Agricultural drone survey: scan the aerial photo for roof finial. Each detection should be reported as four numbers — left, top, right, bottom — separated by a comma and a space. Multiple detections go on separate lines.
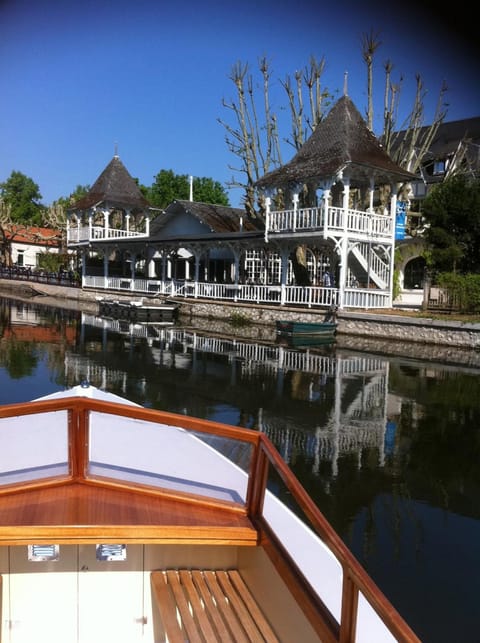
343, 71, 348, 96
114, 141, 119, 158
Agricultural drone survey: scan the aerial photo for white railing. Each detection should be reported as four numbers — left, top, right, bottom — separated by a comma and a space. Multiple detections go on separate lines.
343, 287, 391, 308
84, 276, 391, 309
68, 226, 148, 243
267, 205, 393, 239
351, 242, 390, 289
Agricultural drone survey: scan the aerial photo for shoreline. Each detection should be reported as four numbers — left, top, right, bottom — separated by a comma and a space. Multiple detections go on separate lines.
1, 279, 480, 357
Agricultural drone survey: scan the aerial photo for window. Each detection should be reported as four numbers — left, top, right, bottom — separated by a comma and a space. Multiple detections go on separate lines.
411, 182, 427, 197
433, 160, 445, 175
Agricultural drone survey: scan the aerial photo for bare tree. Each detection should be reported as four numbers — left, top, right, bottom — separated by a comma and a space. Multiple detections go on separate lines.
0, 200, 32, 266
220, 40, 449, 284
0, 200, 14, 265
386, 75, 448, 174
0, 199, 64, 266
218, 56, 328, 217
362, 30, 382, 131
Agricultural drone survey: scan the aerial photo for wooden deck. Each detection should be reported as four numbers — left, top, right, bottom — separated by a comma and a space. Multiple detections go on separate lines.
0, 482, 258, 546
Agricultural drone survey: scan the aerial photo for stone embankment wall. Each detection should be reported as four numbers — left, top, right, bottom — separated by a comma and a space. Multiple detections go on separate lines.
338, 312, 480, 349
178, 299, 480, 349
2, 279, 480, 350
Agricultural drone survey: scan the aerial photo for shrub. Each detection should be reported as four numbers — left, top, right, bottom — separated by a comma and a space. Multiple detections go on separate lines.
229, 312, 252, 327
437, 272, 480, 313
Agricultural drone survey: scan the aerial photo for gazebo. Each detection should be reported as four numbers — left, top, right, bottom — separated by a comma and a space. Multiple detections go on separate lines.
255, 93, 417, 309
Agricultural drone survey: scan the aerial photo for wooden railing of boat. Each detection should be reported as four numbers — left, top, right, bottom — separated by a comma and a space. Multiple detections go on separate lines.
0, 395, 420, 643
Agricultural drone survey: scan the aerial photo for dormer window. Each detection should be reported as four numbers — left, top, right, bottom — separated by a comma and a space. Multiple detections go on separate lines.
433, 160, 445, 175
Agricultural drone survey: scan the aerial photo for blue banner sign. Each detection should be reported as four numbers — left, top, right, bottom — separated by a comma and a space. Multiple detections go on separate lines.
395, 201, 407, 240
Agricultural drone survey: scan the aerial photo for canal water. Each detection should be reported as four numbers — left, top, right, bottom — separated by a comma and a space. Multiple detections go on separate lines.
1, 295, 479, 642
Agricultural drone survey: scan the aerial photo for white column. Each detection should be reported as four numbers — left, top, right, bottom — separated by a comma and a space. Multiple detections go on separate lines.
194, 252, 200, 282
388, 185, 398, 307
232, 248, 240, 285
342, 179, 350, 211
280, 248, 289, 305
369, 177, 375, 212
146, 246, 156, 278
103, 251, 109, 282
130, 253, 136, 280
161, 253, 167, 281
264, 196, 271, 242
322, 188, 330, 238
292, 192, 299, 232
81, 249, 86, 285
337, 238, 347, 309
103, 209, 110, 238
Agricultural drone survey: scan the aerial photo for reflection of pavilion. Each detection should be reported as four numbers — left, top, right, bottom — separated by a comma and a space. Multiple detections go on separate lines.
71, 315, 391, 478
260, 360, 389, 478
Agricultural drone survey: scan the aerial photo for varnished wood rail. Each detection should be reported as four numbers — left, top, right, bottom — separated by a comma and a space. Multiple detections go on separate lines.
0, 395, 421, 642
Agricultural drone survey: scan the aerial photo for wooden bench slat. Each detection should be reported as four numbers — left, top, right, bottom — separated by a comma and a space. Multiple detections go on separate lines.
227, 569, 280, 642
216, 570, 268, 642
179, 570, 219, 642
191, 570, 235, 642
151, 569, 279, 643
203, 570, 250, 643
166, 570, 204, 643
150, 571, 184, 643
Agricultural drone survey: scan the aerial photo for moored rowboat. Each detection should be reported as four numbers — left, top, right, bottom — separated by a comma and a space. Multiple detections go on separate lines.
97, 297, 178, 322
276, 319, 337, 338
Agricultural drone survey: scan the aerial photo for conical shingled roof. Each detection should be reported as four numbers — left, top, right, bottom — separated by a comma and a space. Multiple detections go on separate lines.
255, 95, 416, 190
70, 155, 150, 211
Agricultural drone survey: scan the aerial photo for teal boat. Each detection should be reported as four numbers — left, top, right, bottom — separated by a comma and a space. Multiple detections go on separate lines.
275, 319, 337, 340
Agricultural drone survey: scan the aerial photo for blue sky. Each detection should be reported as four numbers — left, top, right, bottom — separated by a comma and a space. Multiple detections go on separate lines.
0, 0, 478, 208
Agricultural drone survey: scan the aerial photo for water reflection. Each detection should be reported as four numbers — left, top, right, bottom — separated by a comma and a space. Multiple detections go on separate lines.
0, 296, 480, 642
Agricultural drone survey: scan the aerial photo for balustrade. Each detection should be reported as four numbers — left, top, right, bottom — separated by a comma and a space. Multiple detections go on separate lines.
267, 205, 393, 238
83, 276, 391, 309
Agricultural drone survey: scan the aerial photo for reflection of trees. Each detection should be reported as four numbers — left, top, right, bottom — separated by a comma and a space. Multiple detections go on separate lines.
0, 340, 38, 378
0, 297, 80, 383
0, 299, 12, 338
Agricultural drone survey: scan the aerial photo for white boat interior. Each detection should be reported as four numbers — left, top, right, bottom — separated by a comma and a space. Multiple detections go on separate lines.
0, 384, 419, 642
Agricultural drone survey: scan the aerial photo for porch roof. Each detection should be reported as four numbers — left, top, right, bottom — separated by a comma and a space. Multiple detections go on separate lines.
150, 200, 263, 235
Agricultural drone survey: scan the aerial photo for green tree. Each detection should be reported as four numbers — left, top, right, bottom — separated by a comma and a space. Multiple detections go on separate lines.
147, 170, 229, 208
0, 171, 45, 224
422, 175, 480, 273
45, 184, 91, 235
52, 184, 90, 212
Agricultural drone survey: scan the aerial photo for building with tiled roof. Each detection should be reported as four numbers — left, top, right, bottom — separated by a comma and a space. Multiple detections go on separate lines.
2, 225, 62, 268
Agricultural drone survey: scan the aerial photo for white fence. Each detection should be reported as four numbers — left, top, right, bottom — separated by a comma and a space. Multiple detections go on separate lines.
84, 276, 391, 309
